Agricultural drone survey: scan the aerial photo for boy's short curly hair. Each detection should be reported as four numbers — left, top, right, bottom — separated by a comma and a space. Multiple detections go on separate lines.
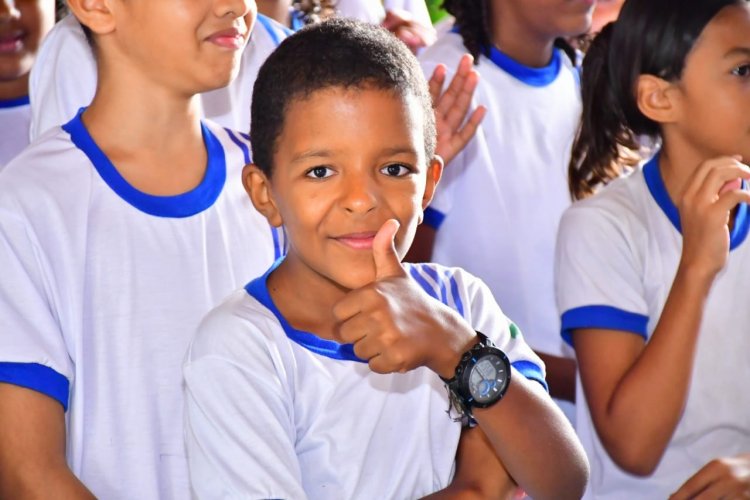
250, 18, 437, 176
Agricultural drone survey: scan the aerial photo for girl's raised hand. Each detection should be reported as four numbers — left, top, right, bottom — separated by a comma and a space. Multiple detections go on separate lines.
677, 156, 750, 278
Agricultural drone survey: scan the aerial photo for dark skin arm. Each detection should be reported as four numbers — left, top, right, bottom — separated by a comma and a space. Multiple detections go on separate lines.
0, 384, 95, 499
335, 221, 589, 499
423, 427, 519, 500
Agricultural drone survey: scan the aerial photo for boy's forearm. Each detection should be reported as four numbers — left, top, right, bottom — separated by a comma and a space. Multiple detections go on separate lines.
472, 371, 589, 500
422, 426, 518, 500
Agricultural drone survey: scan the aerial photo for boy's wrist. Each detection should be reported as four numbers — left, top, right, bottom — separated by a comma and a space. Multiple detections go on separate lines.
431, 321, 479, 379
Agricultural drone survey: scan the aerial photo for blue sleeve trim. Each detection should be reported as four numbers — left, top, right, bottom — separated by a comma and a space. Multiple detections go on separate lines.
511, 360, 548, 393
560, 305, 649, 347
0, 363, 70, 411
423, 207, 445, 229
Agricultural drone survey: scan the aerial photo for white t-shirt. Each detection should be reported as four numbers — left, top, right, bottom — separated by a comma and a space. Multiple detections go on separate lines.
0, 96, 32, 170
28, 14, 290, 139
555, 153, 750, 499
336, 0, 432, 27
418, 33, 580, 361
184, 261, 546, 499
0, 110, 283, 499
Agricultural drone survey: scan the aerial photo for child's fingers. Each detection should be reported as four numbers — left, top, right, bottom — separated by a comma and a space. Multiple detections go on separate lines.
373, 219, 405, 280
439, 70, 480, 131
332, 292, 363, 326
714, 186, 750, 214
684, 156, 749, 201
427, 64, 447, 104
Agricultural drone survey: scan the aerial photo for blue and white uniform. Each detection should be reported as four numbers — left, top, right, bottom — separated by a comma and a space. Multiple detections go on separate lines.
184, 261, 546, 499
0, 110, 282, 499
0, 96, 31, 170
555, 153, 750, 499
28, 14, 290, 139
418, 32, 581, 417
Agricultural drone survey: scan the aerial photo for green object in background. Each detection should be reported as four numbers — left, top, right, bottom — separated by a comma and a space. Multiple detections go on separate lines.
426, 0, 449, 24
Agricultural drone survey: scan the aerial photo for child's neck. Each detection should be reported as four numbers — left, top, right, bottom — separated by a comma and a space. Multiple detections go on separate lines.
658, 137, 711, 205
82, 72, 207, 197
0, 74, 30, 101
266, 256, 352, 341
489, 9, 556, 67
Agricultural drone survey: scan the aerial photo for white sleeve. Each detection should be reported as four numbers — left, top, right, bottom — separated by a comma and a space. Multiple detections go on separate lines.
555, 203, 650, 346
183, 307, 307, 500
457, 268, 548, 390
0, 210, 72, 409
29, 15, 97, 141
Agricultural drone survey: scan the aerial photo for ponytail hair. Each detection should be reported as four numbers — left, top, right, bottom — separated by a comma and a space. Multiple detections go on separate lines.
568, 23, 640, 200
443, 0, 492, 62
569, 0, 744, 200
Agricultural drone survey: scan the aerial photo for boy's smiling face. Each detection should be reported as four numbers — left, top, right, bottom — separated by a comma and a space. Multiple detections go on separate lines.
72, 0, 256, 94
249, 86, 442, 291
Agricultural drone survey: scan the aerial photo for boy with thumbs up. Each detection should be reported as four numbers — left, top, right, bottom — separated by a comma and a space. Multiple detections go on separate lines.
183, 18, 589, 500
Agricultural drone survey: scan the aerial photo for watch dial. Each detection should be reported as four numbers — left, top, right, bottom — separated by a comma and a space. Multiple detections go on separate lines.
469, 355, 507, 404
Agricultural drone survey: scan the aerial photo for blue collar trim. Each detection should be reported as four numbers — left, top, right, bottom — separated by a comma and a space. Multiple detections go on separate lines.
62, 108, 226, 218
0, 95, 30, 108
643, 153, 750, 250
244, 259, 367, 363
486, 45, 562, 87
448, 26, 562, 86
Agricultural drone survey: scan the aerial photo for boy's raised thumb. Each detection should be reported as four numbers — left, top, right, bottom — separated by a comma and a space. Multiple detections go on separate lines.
373, 219, 405, 280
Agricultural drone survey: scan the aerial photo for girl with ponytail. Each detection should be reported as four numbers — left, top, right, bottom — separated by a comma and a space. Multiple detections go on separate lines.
557, 0, 750, 497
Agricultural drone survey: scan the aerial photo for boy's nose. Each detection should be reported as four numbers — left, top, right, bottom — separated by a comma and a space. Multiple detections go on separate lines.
0, 0, 20, 20
214, 0, 256, 19
340, 176, 378, 214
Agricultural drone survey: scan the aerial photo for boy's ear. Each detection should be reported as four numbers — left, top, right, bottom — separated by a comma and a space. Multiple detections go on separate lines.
635, 74, 680, 124
67, 0, 116, 35
243, 164, 283, 227
420, 155, 444, 211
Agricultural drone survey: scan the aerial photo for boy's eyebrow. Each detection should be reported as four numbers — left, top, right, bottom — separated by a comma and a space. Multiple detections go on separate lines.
290, 146, 419, 163
291, 149, 333, 163
724, 47, 750, 59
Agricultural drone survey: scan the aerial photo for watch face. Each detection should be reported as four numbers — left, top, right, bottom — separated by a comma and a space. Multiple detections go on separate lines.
469, 354, 508, 404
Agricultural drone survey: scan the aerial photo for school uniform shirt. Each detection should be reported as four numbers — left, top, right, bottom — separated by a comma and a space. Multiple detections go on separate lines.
184, 261, 546, 500
28, 14, 291, 140
336, 0, 432, 27
418, 32, 581, 414
0, 96, 31, 170
555, 153, 750, 499
0, 110, 284, 499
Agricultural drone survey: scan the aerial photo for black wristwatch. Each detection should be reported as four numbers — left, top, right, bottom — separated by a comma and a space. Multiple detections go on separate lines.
441, 332, 511, 421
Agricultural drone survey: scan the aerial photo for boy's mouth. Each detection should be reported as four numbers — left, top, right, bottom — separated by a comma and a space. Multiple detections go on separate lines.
0, 31, 25, 54
206, 28, 245, 50
333, 232, 377, 250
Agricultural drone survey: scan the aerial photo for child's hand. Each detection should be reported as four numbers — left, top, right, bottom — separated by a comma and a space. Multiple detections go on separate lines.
678, 156, 750, 278
332, 219, 476, 378
382, 9, 436, 54
670, 454, 750, 500
428, 55, 487, 166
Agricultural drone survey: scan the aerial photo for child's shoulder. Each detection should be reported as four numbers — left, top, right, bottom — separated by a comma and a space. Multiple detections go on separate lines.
417, 31, 466, 68
188, 286, 284, 366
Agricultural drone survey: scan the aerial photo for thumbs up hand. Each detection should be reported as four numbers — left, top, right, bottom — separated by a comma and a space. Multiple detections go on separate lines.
332, 219, 476, 378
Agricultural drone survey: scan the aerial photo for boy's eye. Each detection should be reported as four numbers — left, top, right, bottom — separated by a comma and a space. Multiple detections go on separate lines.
306, 166, 334, 179
381, 163, 411, 177
731, 64, 750, 77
